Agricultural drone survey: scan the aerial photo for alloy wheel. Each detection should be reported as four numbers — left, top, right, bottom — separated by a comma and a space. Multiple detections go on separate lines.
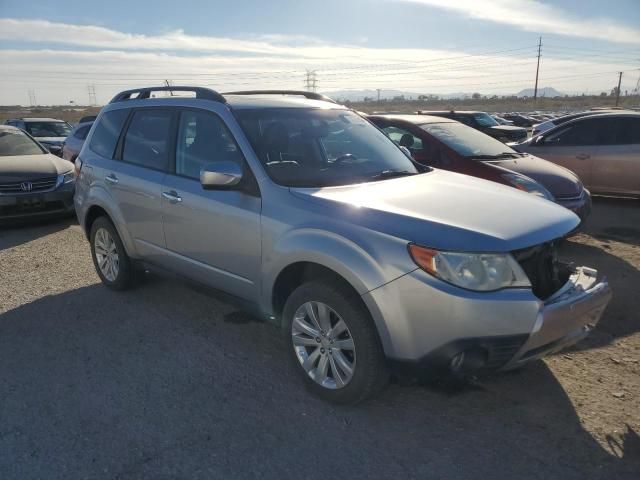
291, 301, 356, 389
94, 227, 119, 282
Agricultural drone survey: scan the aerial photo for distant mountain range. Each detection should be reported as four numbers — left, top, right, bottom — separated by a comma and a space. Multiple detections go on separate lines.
322, 87, 564, 102
516, 87, 564, 98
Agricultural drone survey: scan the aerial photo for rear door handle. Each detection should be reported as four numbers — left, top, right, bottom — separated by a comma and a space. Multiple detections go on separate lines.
576, 154, 590, 160
105, 174, 119, 185
162, 191, 182, 204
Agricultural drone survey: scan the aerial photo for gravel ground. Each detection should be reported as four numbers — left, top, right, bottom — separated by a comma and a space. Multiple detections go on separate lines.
1, 198, 638, 480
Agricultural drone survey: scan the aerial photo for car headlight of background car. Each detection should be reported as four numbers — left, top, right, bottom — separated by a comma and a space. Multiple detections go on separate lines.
501, 173, 555, 201
409, 244, 531, 291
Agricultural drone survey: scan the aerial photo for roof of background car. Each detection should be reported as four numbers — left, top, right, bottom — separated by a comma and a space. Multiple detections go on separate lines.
418, 110, 481, 115
369, 114, 457, 124
19, 118, 67, 122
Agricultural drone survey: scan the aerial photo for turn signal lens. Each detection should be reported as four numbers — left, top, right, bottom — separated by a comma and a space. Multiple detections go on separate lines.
408, 244, 438, 276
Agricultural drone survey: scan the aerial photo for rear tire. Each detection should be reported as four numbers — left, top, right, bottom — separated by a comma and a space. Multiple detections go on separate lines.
90, 216, 136, 291
283, 281, 389, 404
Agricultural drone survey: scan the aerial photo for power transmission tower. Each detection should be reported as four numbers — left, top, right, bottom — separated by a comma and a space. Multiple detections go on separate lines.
304, 70, 317, 92
87, 85, 97, 106
533, 36, 542, 101
615, 71, 623, 106
377, 89, 381, 103
28, 89, 37, 106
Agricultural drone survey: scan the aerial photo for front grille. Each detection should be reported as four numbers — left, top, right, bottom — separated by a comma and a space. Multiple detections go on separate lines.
0, 176, 58, 194
513, 242, 564, 300
0, 200, 66, 216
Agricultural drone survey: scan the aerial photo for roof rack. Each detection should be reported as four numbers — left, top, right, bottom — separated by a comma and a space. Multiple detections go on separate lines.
223, 90, 337, 104
109, 86, 226, 104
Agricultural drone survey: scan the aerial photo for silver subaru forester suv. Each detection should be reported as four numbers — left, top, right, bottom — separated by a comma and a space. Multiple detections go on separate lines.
75, 86, 611, 404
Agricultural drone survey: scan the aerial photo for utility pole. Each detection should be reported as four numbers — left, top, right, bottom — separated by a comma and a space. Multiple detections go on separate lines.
533, 36, 542, 101
615, 71, 623, 106
304, 70, 317, 92
87, 85, 97, 106
377, 89, 381, 103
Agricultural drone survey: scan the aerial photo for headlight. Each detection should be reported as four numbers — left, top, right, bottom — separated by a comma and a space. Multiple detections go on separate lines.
502, 173, 555, 201
408, 244, 531, 292
59, 170, 75, 185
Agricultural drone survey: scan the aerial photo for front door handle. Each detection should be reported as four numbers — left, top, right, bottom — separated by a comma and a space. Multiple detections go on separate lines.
162, 191, 182, 204
576, 154, 590, 160
105, 174, 119, 185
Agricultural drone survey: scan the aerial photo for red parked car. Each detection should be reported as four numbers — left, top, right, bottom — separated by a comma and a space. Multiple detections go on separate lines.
368, 114, 591, 221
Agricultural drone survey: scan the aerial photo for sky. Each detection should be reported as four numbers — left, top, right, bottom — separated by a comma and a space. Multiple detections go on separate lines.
0, 0, 639, 105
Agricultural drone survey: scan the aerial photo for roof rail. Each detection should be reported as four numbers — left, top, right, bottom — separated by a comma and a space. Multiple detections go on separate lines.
223, 90, 337, 104
109, 86, 226, 104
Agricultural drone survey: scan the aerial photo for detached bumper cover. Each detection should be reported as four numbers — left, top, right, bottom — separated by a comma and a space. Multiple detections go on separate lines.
503, 267, 611, 368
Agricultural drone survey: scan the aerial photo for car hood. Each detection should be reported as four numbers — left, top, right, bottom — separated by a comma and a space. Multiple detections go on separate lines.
489, 125, 527, 132
290, 169, 579, 252
0, 153, 74, 182
485, 154, 582, 197
35, 137, 66, 144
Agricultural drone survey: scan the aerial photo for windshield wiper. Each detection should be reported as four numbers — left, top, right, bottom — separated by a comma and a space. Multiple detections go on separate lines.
369, 170, 417, 180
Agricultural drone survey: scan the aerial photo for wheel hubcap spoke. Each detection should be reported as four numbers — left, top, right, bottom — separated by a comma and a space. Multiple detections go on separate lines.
291, 301, 356, 390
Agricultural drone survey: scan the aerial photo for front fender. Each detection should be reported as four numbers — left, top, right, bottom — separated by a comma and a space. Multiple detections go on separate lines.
263, 228, 414, 349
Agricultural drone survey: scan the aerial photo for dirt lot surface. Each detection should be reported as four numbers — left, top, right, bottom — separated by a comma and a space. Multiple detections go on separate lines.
1, 198, 638, 479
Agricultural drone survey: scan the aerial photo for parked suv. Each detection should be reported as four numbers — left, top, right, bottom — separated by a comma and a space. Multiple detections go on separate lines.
417, 110, 528, 143
75, 86, 611, 404
4, 117, 72, 157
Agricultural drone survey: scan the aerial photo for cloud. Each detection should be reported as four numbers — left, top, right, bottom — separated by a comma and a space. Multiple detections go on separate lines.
0, 17, 636, 104
399, 0, 640, 44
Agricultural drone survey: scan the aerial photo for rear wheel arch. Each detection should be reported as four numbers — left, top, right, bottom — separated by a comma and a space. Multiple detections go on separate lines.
84, 205, 110, 239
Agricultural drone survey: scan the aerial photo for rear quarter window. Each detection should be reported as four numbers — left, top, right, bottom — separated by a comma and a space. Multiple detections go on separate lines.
89, 109, 129, 158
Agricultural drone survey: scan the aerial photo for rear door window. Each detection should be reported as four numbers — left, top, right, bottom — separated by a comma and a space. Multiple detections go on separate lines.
121, 109, 174, 171
544, 118, 601, 146
89, 109, 129, 158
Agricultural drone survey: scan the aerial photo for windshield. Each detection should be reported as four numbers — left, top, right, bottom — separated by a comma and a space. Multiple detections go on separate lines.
421, 122, 518, 158
235, 109, 420, 187
473, 112, 499, 127
0, 130, 46, 156
24, 121, 72, 138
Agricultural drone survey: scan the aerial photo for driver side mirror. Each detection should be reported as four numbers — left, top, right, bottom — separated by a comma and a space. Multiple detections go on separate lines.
200, 161, 243, 190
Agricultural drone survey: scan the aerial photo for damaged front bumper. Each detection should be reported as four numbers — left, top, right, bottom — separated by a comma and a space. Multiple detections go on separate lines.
503, 266, 612, 369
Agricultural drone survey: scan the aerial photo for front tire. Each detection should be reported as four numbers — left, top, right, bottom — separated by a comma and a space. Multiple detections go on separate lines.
283, 281, 389, 404
90, 216, 136, 291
